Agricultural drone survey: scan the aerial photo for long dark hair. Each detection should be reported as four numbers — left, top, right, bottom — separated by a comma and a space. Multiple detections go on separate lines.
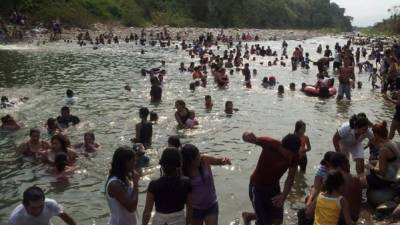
181, 144, 205, 182
324, 170, 344, 194
159, 147, 182, 176
54, 152, 68, 172
107, 146, 136, 185
349, 113, 370, 129
51, 134, 71, 153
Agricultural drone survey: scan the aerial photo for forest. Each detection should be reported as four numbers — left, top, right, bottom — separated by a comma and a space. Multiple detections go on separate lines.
0, 0, 353, 30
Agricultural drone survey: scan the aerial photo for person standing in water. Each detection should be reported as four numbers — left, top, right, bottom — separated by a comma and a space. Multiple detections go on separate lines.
181, 144, 231, 225
142, 147, 192, 225
133, 107, 153, 149
106, 146, 140, 225
332, 113, 373, 174
337, 57, 355, 101
9, 186, 76, 225
294, 121, 311, 173
243, 131, 300, 225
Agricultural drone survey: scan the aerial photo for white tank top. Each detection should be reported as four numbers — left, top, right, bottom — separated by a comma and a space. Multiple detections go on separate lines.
106, 176, 138, 225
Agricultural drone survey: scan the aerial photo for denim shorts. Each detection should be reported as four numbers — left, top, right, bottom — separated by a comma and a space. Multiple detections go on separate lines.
192, 202, 219, 220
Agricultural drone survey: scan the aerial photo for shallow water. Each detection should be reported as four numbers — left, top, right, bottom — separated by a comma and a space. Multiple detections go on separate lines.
0, 36, 395, 225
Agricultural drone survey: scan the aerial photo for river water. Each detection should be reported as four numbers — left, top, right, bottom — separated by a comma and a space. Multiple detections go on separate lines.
0, 36, 395, 225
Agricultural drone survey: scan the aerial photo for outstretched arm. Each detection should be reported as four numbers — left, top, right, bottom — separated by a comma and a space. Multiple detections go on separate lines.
58, 212, 76, 225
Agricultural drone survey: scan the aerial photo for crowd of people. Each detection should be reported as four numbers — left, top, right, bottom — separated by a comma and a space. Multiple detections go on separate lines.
2, 27, 400, 225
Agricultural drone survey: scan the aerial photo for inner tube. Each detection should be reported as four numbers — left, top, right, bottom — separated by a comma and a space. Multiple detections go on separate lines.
302, 85, 337, 98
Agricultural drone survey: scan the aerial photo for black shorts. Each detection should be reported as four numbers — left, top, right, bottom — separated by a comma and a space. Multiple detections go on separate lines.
333, 61, 341, 69
249, 184, 283, 225
367, 171, 394, 189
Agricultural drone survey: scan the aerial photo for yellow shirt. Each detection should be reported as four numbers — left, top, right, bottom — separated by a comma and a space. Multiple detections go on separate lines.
313, 193, 342, 225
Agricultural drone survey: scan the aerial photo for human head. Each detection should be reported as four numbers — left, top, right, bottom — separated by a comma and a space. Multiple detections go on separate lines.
294, 120, 306, 135
324, 170, 345, 194
372, 121, 388, 143
357, 81, 362, 89
51, 134, 70, 153
168, 136, 181, 149
205, 95, 211, 103
289, 83, 295, 91
1, 96, 8, 103
22, 186, 45, 217
225, 101, 233, 114
181, 144, 201, 177
84, 132, 95, 144
280, 134, 301, 158
330, 152, 350, 173
60, 106, 70, 117
139, 107, 150, 120
175, 100, 186, 110
47, 118, 57, 130
278, 85, 284, 94
29, 128, 41, 142
246, 81, 252, 88
159, 147, 182, 176
263, 77, 269, 83
150, 111, 158, 122
349, 113, 370, 135
320, 151, 336, 168
1, 114, 14, 125
66, 89, 74, 98
108, 146, 136, 184
189, 82, 196, 91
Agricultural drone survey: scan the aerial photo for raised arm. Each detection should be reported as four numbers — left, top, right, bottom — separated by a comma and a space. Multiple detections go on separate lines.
202, 155, 231, 166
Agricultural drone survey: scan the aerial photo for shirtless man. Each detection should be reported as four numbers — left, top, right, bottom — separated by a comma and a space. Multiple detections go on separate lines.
17, 128, 50, 158
337, 57, 355, 101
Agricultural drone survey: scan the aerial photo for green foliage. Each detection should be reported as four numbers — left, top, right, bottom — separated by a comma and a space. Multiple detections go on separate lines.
370, 5, 400, 35
0, 0, 353, 30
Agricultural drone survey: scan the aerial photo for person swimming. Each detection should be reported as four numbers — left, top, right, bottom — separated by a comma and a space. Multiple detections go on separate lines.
1, 114, 21, 130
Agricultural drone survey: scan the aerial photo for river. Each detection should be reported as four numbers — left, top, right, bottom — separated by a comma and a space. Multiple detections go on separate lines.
0, 36, 394, 224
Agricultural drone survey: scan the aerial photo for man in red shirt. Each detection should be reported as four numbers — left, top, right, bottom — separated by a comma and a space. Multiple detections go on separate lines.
243, 132, 300, 225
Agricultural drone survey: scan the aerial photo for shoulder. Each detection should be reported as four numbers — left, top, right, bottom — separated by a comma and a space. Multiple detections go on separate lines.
338, 122, 351, 136
9, 204, 25, 223
257, 136, 280, 147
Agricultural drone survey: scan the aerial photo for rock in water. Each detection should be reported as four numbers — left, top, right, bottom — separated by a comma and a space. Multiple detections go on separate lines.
367, 188, 396, 206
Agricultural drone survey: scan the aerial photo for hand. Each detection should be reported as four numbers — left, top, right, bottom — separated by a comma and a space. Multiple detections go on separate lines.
272, 194, 286, 208
221, 157, 231, 165
243, 132, 257, 144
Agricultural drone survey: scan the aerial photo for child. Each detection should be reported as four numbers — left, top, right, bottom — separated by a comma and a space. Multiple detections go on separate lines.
73, 132, 99, 153
290, 83, 296, 91
368, 68, 380, 89
294, 120, 311, 173
150, 111, 159, 123
278, 85, 285, 94
185, 110, 199, 128
357, 81, 362, 89
47, 152, 75, 177
310, 170, 356, 225
64, 89, 77, 105
225, 101, 238, 115
205, 95, 213, 110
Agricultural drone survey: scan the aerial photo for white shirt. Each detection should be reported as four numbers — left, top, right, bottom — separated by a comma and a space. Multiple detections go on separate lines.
338, 122, 373, 147
106, 177, 138, 225
64, 97, 77, 105
9, 198, 62, 225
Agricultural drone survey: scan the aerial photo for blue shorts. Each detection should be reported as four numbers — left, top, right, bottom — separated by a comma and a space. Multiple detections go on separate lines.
249, 184, 283, 225
192, 202, 219, 221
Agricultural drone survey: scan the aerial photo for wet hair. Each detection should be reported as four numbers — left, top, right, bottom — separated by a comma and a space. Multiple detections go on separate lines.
150, 76, 159, 85
225, 101, 233, 108
289, 83, 295, 90
372, 121, 388, 139
139, 107, 150, 120
294, 120, 306, 133
168, 136, 181, 148
181, 144, 205, 181
281, 134, 301, 153
51, 134, 71, 153
29, 128, 41, 136
159, 147, 182, 176
189, 82, 196, 90
23, 186, 45, 207
107, 146, 136, 185
61, 106, 70, 113
320, 151, 336, 166
66, 89, 74, 98
84, 132, 95, 140
278, 85, 284, 94
1, 96, 8, 102
330, 152, 349, 170
47, 118, 57, 128
175, 100, 186, 108
150, 111, 158, 122
324, 170, 344, 194
54, 152, 68, 172
205, 95, 211, 101
349, 113, 370, 129
1, 114, 12, 124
